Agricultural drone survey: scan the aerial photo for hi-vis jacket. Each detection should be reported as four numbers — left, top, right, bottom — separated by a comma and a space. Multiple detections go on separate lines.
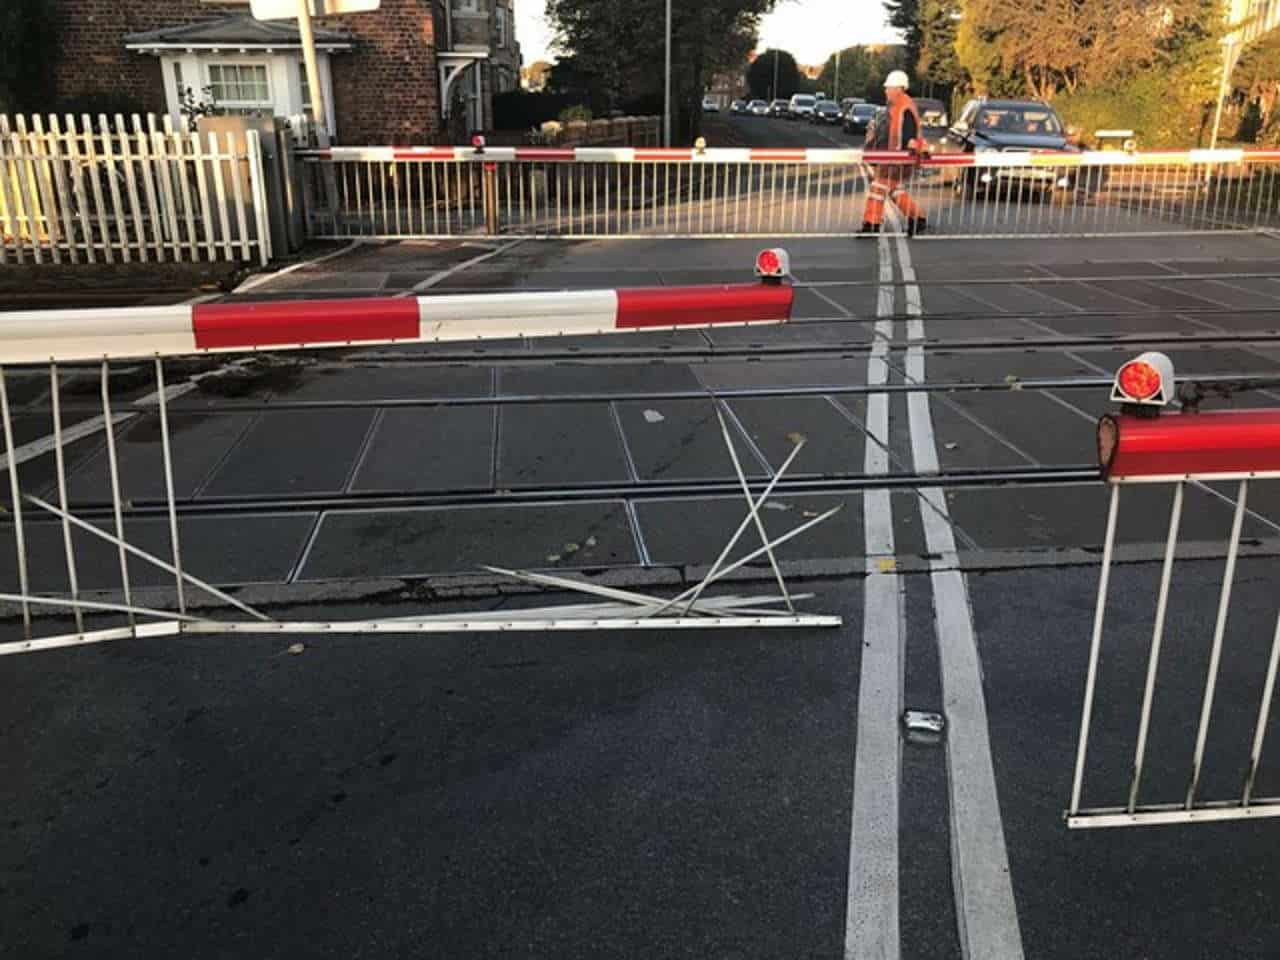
865, 96, 924, 153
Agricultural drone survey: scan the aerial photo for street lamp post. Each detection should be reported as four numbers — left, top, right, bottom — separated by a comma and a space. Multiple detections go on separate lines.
835, 49, 841, 100
772, 48, 779, 102
663, 0, 672, 147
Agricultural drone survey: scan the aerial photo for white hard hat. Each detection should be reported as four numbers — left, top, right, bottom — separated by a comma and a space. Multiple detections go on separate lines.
884, 70, 910, 90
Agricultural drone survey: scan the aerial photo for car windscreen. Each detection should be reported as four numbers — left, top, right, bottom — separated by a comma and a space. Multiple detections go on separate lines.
853, 105, 879, 118
791, 96, 815, 107
817, 102, 840, 113
975, 107, 1062, 135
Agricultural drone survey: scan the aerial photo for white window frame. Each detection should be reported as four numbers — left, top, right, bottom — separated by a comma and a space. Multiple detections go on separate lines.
158, 51, 336, 135
205, 61, 274, 111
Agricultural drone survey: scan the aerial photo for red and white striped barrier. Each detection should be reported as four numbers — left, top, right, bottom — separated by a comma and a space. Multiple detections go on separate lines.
299, 145, 1280, 168
0, 280, 794, 365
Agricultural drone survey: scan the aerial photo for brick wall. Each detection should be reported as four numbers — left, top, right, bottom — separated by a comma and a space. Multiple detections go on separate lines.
328, 0, 442, 143
52, 0, 217, 113
52, 0, 443, 143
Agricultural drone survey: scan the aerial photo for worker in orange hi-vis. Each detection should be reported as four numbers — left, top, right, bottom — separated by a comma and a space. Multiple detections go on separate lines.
860, 70, 929, 237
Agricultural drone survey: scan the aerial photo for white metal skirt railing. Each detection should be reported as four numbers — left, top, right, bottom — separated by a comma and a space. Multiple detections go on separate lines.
0, 275, 849, 655
0, 113, 272, 266
298, 145, 1280, 240
1070, 407, 1280, 828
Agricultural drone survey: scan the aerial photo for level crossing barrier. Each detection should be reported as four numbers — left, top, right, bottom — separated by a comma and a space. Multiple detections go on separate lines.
0, 113, 272, 267
0, 252, 846, 655
1069, 352, 1280, 828
297, 144, 1280, 241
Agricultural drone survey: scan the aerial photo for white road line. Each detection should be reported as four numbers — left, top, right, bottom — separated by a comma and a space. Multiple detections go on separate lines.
233, 238, 370, 294
845, 233, 903, 960
893, 223, 1025, 960
398, 238, 526, 296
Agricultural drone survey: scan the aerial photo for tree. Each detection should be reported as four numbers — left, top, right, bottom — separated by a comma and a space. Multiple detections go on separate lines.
0, 0, 58, 112
522, 61, 554, 92
747, 49, 802, 100
956, 0, 1218, 100
816, 46, 905, 102
916, 0, 965, 97
547, 0, 778, 140
883, 0, 923, 75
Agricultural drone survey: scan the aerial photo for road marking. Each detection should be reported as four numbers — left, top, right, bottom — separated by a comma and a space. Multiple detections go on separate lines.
399, 238, 526, 296
892, 223, 1025, 960
233, 238, 370, 294
844, 232, 902, 960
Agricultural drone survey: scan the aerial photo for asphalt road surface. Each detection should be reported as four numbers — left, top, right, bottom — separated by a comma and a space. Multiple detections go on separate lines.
4, 118, 1280, 960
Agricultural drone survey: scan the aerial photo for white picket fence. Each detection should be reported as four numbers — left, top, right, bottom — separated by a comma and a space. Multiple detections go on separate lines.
0, 114, 272, 267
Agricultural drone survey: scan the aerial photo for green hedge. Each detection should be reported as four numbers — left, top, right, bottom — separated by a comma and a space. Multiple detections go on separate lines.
1053, 69, 1215, 149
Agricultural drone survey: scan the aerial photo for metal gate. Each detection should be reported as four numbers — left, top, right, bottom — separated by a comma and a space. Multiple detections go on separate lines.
0, 257, 845, 656
298, 145, 1280, 241
1070, 353, 1280, 828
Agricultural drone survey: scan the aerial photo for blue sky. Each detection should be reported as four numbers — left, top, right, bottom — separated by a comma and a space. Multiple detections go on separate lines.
515, 0, 901, 66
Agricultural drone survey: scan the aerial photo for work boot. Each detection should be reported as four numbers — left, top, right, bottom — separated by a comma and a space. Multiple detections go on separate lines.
859, 221, 881, 235
907, 218, 928, 237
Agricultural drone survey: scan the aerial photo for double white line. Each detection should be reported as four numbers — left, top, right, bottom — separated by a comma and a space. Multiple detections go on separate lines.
846, 222, 1024, 959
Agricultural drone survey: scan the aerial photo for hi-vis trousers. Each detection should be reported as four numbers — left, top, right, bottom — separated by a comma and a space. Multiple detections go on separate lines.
862, 164, 924, 225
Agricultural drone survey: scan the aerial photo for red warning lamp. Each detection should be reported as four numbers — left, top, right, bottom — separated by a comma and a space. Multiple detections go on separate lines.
1117, 361, 1161, 400
1111, 351, 1174, 408
472, 134, 486, 152
754, 248, 791, 283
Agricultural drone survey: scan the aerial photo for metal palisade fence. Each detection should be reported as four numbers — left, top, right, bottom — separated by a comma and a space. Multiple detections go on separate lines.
0, 113, 272, 267
297, 145, 1280, 241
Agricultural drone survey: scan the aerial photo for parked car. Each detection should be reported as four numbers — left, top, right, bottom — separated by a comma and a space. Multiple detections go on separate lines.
811, 100, 843, 125
729, 99, 747, 115
843, 102, 880, 136
946, 97, 1096, 196
747, 99, 770, 116
768, 99, 790, 118
788, 93, 817, 121
701, 96, 720, 114
913, 97, 951, 154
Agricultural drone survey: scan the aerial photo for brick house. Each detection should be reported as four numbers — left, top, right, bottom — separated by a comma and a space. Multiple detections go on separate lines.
50, 0, 521, 143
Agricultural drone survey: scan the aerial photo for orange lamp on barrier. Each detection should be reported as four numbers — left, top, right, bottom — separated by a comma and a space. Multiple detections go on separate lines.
754, 248, 791, 282
1099, 352, 1280, 482
1111, 351, 1174, 408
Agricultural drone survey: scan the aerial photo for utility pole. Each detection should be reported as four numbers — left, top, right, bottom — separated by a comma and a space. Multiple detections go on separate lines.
772, 49, 780, 102
835, 50, 841, 100
1209, 36, 1239, 151
296, 0, 329, 147
663, 0, 672, 147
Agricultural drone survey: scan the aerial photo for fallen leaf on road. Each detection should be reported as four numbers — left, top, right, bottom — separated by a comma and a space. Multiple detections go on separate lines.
787, 431, 807, 445
643, 409, 665, 423
287, 643, 305, 656
945, 442, 959, 450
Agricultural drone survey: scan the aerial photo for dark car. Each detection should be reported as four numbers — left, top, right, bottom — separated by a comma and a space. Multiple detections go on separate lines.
811, 100, 843, 125
843, 102, 880, 136
768, 99, 790, 118
913, 97, 950, 151
729, 99, 747, 115
947, 97, 1094, 195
